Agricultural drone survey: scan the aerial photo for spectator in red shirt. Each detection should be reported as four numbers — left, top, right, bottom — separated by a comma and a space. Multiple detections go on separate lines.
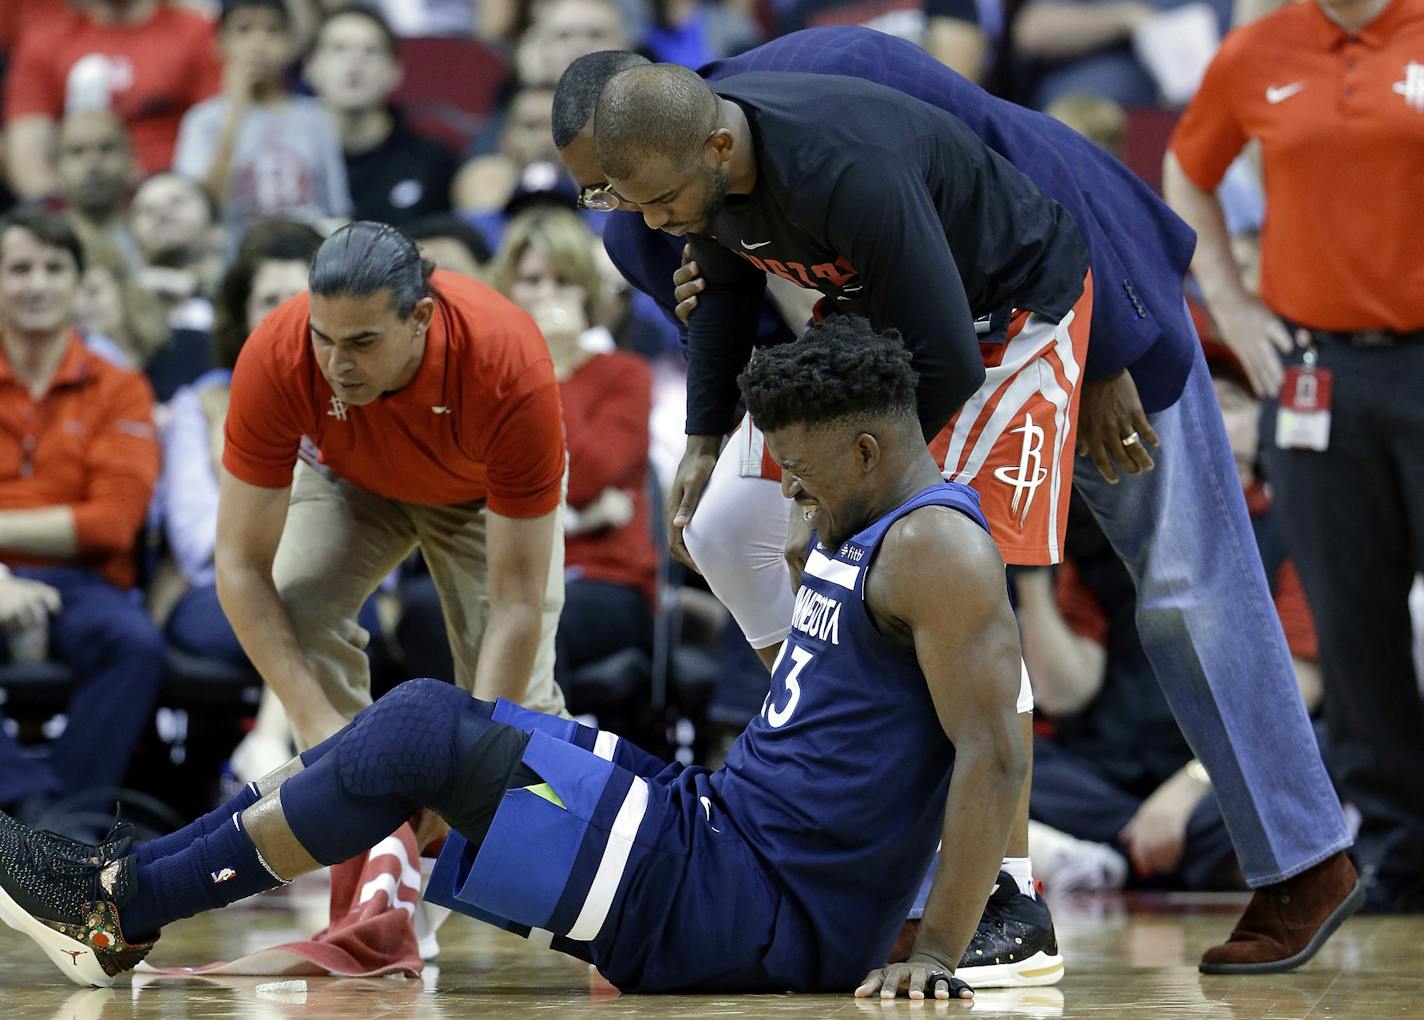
0, 0, 67, 58
4, 0, 222, 200
217, 220, 570, 749
491, 207, 655, 707
0, 207, 162, 821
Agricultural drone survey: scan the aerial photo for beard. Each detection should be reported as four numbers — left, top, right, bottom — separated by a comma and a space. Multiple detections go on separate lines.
695, 167, 730, 233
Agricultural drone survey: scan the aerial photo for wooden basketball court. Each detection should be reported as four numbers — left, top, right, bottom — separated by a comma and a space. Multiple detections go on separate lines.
3, 878, 1421, 1019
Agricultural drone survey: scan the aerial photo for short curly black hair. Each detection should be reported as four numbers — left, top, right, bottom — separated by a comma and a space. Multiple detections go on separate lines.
738, 316, 919, 434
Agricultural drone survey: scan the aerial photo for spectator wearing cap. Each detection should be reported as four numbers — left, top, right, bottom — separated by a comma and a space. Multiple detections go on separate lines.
173, 0, 351, 245
305, 5, 457, 227
1165, 0, 1424, 911
0, 207, 162, 820
453, 86, 559, 215
464, 159, 585, 253
4, 0, 222, 200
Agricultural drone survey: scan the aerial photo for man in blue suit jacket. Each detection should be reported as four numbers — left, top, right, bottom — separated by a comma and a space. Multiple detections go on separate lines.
551, 27, 1355, 981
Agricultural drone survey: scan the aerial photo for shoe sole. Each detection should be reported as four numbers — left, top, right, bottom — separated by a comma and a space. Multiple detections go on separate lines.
959, 949, 1065, 988
0, 874, 114, 987
1198, 879, 1366, 975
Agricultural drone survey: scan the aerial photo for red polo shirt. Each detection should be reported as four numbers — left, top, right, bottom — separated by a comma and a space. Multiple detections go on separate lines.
1171, 0, 1424, 332
224, 270, 567, 518
0, 335, 159, 589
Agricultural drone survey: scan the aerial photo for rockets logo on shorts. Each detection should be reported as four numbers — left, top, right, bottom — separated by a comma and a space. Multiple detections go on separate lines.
993, 413, 1048, 526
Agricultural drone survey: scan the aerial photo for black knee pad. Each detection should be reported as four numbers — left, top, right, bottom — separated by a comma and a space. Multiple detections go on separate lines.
335, 679, 483, 805
436, 715, 536, 844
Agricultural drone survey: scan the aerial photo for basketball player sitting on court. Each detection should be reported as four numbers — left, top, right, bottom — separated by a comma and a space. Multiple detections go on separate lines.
0, 318, 1027, 1000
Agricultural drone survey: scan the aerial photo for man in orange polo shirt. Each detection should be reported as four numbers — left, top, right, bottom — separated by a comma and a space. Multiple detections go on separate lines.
0, 207, 162, 821
217, 220, 569, 752
1166, 0, 1424, 919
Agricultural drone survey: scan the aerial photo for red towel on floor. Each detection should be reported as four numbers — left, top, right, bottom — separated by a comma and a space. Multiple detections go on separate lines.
140, 825, 424, 979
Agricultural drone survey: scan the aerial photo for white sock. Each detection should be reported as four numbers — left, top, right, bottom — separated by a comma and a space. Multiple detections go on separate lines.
1002, 856, 1035, 898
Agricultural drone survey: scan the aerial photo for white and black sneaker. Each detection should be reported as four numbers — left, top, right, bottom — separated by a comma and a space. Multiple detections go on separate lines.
0, 809, 154, 987
957, 870, 1065, 987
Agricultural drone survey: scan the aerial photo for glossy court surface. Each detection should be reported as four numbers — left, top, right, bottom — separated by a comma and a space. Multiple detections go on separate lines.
2, 880, 1421, 1019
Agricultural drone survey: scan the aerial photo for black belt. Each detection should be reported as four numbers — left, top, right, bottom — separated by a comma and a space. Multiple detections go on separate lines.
1307, 327, 1424, 348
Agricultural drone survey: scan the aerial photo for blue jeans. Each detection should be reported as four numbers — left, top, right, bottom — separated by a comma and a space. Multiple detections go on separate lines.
1071, 317, 1351, 887
1031, 737, 1239, 890
166, 583, 247, 666
0, 567, 163, 807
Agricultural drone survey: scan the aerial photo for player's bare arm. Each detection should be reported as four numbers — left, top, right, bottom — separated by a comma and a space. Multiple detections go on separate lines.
856, 506, 1027, 1000
472, 507, 559, 703
215, 470, 346, 747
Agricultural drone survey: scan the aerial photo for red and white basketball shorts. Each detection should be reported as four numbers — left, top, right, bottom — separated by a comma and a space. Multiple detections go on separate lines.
736, 272, 1093, 567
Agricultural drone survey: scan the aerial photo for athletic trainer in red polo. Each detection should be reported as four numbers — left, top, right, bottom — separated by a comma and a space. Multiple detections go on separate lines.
218, 221, 569, 750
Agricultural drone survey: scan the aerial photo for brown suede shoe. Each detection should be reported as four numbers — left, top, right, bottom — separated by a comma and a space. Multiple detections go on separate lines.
1200, 851, 1364, 974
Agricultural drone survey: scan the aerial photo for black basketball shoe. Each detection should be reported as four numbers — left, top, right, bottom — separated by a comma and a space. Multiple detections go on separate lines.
957, 870, 1065, 987
0, 810, 154, 987
32, 816, 136, 868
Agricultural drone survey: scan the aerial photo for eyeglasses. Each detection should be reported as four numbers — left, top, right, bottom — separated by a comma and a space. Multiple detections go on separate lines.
577, 185, 620, 212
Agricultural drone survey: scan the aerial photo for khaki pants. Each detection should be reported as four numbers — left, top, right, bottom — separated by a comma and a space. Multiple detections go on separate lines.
271, 462, 569, 732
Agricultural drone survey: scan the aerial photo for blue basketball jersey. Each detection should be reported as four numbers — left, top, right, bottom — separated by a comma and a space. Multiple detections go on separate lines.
427, 481, 997, 992
707, 480, 991, 986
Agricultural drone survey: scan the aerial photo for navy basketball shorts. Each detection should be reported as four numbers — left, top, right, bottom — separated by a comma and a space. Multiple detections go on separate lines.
424, 700, 794, 993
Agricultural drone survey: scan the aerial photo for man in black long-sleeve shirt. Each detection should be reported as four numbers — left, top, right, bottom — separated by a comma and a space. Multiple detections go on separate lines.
594, 63, 1092, 570
593, 63, 1093, 992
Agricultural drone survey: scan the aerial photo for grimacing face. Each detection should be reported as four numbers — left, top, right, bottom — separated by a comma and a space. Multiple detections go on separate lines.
765, 421, 880, 551
308, 289, 432, 406
0, 228, 81, 339
606, 150, 729, 237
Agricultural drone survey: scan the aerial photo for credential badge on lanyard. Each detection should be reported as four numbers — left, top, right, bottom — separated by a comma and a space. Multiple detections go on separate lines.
1275, 344, 1333, 452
